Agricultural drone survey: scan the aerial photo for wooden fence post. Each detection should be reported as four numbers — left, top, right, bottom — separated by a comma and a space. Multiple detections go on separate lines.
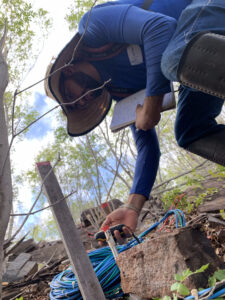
36, 161, 105, 300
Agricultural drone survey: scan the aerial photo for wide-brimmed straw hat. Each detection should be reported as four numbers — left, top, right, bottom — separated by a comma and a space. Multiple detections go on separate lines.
45, 33, 112, 137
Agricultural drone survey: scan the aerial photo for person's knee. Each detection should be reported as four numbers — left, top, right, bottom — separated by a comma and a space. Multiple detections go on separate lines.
174, 121, 190, 148
175, 134, 187, 148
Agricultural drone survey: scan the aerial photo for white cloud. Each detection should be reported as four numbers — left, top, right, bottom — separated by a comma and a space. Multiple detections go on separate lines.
12, 131, 55, 172
11, 0, 74, 207
12, 130, 56, 229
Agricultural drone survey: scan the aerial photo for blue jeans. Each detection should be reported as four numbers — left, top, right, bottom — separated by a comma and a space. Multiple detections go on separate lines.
175, 86, 225, 147
161, 0, 225, 81
161, 0, 225, 147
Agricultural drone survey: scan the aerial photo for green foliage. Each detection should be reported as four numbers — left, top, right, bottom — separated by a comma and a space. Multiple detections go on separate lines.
220, 209, 225, 220
1, 0, 51, 84
65, 0, 103, 31
160, 188, 195, 214
183, 172, 204, 188
15, 297, 23, 300
31, 224, 48, 241
208, 269, 225, 287
171, 282, 189, 296
161, 184, 219, 215
161, 188, 183, 210
0, 0, 52, 140
171, 264, 209, 297
154, 266, 225, 300
153, 264, 209, 300
0, 0, 52, 241
208, 165, 225, 180
23, 116, 135, 238
176, 264, 209, 281
194, 187, 218, 208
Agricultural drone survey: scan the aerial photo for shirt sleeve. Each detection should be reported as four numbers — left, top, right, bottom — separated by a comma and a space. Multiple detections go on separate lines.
79, 4, 177, 96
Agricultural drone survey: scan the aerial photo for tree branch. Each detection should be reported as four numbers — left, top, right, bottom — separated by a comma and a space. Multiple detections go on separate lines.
7, 155, 61, 244
10, 190, 76, 217
152, 160, 208, 191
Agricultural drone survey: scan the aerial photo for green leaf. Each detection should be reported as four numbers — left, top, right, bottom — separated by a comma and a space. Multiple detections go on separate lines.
177, 283, 190, 296
162, 296, 172, 300
174, 274, 183, 282
194, 263, 209, 274
214, 269, 225, 281
182, 268, 193, 280
171, 282, 180, 292
209, 269, 225, 286
208, 275, 216, 287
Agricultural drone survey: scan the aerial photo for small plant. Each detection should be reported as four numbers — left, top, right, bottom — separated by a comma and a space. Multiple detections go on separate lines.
15, 297, 23, 300
208, 166, 225, 180
161, 185, 219, 215
208, 269, 225, 287
186, 201, 194, 214
161, 188, 183, 210
153, 264, 209, 300
171, 264, 209, 298
153, 266, 225, 300
193, 187, 218, 208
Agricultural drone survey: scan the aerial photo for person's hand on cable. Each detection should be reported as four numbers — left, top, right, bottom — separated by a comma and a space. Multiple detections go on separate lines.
136, 95, 164, 130
99, 206, 139, 245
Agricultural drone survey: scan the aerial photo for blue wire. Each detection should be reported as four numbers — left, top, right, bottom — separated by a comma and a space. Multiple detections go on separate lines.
50, 210, 190, 300
184, 286, 225, 299
209, 286, 225, 298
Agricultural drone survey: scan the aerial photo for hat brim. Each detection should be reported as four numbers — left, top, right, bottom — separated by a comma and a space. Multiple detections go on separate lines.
47, 33, 112, 136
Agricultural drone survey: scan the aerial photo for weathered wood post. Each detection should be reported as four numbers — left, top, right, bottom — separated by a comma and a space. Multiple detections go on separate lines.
0, 25, 13, 299
36, 161, 106, 300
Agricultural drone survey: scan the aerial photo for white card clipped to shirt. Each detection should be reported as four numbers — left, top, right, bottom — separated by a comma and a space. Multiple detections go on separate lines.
127, 45, 143, 66
110, 86, 176, 133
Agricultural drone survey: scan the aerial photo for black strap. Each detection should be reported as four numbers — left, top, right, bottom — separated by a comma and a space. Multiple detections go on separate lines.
82, 43, 127, 61
107, 86, 140, 98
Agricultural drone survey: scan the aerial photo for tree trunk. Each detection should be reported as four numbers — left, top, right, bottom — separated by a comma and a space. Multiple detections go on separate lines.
0, 26, 13, 299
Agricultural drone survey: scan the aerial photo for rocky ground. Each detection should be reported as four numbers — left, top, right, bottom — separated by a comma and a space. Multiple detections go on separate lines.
2, 178, 225, 300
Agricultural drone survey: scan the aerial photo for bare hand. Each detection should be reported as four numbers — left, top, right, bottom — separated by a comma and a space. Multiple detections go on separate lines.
135, 95, 163, 130
100, 207, 139, 245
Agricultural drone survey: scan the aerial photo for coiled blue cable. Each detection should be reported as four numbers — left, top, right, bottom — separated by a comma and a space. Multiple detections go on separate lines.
50, 209, 185, 299
49, 208, 225, 299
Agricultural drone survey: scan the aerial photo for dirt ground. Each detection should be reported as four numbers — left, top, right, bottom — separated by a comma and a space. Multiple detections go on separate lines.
2, 178, 225, 299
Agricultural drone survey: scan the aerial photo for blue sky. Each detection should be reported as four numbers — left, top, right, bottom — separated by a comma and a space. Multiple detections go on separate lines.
26, 92, 54, 140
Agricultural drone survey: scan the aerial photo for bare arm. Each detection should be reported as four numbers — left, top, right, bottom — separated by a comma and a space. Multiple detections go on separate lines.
136, 95, 164, 130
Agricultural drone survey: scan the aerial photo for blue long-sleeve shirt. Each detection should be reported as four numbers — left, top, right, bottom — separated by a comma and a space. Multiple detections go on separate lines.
78, 0, 191, 198
79, 0, 191, 97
